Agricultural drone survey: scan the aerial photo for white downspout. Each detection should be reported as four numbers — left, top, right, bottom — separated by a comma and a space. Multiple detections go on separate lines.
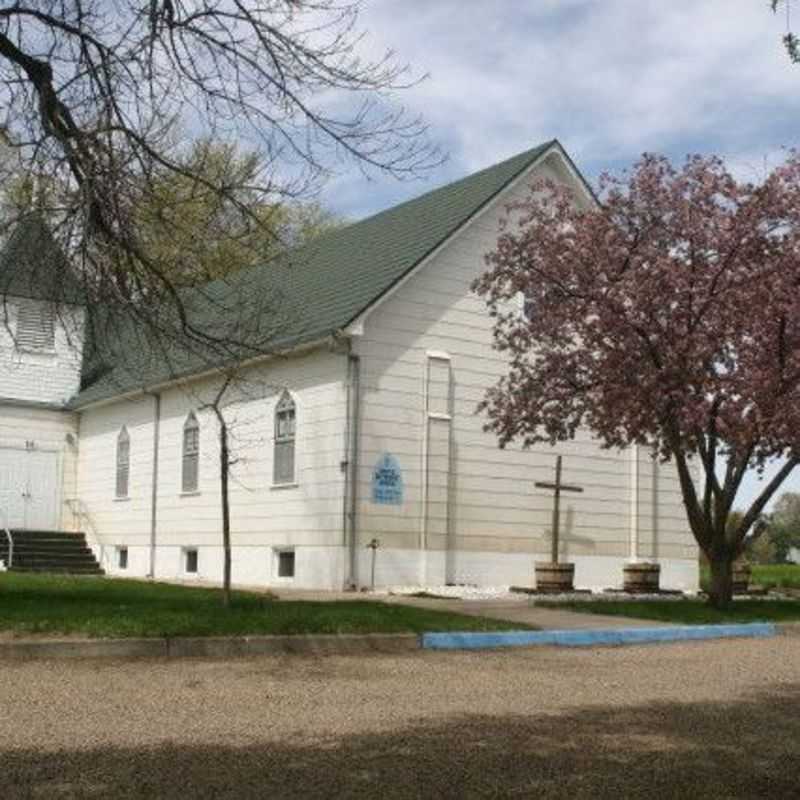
344, 352, 361, 589
148, 392, 161, 578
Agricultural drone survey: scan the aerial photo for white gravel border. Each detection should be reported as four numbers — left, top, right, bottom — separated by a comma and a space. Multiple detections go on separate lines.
374, 585, 692, 602
375, 585, 518, 601
375, 584, 793, 603
368, 585, 793, 604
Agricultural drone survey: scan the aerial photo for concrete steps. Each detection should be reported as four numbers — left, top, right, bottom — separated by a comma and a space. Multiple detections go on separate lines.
0, 530, 104, 575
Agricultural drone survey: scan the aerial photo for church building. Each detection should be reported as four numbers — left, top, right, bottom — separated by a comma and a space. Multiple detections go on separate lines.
0, 140, 699, 592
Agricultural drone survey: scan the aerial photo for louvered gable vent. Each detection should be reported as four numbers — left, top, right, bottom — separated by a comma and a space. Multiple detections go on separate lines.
15, 299, 55, 351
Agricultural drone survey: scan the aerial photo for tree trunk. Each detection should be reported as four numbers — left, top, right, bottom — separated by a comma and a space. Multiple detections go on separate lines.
219, 416, 232, 608
707, 555, 734, 609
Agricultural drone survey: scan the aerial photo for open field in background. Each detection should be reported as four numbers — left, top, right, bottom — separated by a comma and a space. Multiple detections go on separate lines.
0, 574, 532, 639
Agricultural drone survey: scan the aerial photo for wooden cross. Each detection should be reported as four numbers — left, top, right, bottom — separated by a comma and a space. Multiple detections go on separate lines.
535, 455, 584, 563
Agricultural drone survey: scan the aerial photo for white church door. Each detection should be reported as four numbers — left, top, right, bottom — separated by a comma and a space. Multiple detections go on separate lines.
0, 447, 60, 530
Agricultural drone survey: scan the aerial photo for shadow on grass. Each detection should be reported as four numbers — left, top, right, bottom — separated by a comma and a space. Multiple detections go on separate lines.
6, 685, 800, 798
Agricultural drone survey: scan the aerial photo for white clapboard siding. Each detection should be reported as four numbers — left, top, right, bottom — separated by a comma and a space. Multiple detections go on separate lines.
353, 150, 698, 569
73, 147, 699, 591
75, 348, 349, 565
0, 300, 84, 405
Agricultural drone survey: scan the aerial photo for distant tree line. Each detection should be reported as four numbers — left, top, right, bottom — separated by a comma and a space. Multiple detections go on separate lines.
742, 492, 800, 564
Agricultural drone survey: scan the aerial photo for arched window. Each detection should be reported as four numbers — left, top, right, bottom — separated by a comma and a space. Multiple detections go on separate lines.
116, 426, 130, 498
182, 412, 200, 493
523, 295, 536, 321
273, 390, 296, 485
517, 291, 535, 321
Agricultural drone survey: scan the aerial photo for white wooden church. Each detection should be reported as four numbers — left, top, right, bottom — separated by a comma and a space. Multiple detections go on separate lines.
0, 140, 699, 592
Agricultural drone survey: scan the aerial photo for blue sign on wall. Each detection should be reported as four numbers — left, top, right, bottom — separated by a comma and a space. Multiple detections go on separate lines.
371, 453, 404, 505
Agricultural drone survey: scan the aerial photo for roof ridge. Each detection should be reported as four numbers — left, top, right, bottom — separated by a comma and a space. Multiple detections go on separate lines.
206, 138, 556, 294
328, 138, 558, 235
72, 137, 568, 409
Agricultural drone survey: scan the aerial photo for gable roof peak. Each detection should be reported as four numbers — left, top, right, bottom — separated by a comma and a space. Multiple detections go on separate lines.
72, 137, 580, 409
0, 212, 83, 305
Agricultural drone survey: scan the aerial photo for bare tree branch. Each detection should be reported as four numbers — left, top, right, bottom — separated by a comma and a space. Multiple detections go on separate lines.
0, 1, 440, 378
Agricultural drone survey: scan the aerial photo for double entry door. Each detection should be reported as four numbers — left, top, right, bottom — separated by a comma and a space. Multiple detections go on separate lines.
0, 446, 60, 530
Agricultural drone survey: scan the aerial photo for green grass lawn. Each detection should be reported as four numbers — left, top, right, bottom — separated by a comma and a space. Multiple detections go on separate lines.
555, 598, 800, 625
699, 562, 800, 592
751, 563, 800, 590
0, 573, 530, 639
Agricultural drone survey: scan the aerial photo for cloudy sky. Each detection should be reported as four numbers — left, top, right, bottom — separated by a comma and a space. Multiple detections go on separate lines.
318, 0, 800, 510
325, 0, 800, 218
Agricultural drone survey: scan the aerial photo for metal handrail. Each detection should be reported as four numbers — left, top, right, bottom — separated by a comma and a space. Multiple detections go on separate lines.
0, 506, 12, 569
64, 497, 99, 548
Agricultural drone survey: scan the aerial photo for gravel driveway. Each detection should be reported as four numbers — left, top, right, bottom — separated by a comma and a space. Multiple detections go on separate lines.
3, 638, 800, 798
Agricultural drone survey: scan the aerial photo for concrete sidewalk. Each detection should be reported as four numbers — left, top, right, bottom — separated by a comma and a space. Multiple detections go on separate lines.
227, 585, 677, 630
268, 587, 677, 630
376, 594, 677, 629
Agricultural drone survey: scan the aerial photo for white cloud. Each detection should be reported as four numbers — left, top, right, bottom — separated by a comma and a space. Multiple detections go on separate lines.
324, 0, 800, 216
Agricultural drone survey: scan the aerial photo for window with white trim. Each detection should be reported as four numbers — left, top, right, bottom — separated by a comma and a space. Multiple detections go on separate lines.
516, 291, 535, 321
116, 426, 130, 498
15, 298, 55, 351
275, 548, 296, 579
522, 295, 536, 321
117, 546, 129, 570
182, 412, 200, 493
273, 390, 296, 485
184, 547, 199, 574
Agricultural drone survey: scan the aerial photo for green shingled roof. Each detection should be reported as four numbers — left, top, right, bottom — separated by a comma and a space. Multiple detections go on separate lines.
0, 213, 84, 305
70, 139, 557, 409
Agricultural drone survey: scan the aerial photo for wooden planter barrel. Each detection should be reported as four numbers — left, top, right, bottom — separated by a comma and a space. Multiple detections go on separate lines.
732, 562, 752, 595
535, 562, 575, 593
623, 562, 661, 594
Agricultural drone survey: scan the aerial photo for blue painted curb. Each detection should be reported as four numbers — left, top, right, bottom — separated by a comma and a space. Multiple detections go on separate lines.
422, 623, 776, 651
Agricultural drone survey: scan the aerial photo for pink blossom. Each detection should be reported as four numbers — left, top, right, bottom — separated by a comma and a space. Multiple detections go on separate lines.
473, 152, 800, 604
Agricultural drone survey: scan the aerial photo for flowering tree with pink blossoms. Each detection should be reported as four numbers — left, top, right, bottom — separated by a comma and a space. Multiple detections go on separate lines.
474, 153, 800, 608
